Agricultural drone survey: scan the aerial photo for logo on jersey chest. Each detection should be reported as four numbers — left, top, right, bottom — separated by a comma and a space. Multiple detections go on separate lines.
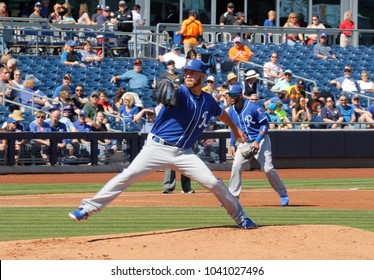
244, 115, 255, 127
198, 111, 209, 128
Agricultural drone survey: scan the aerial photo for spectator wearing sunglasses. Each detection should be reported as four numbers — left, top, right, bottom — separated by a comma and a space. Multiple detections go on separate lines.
263, 52, 284, 85
71, 85, 89, 109
357, 70, 374, 94
351, 95, 374, 129
330, 66, 360, 93
271, 69, 294, 94
306, 15, 325, 45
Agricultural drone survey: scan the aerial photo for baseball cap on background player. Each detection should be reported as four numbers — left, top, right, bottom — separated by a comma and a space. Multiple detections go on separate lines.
66, 39, 76, 47
227, 85, 242, 97
134, 59, 142, 65
35, 2, 42, 8
48, 104, 60, 112
103, 6, 110, 12
296, 79, 305, 88
184, 59, 206, 74
284, 69, 293, 75
6, 117, 17, 124
320, 33, 327, 38
207, 75, 215, 82
90, 92, 99, 98
233, 37, 241, 43
119, 1, 126, 6
79, 110, 86, 116
172, 43, 181, 51
344, 65, 352, 71
267, 103, 277, 111
312, 86, 320, 93
227, 2, 235, 8
63, 105, 74, 116
25, 74, 40, 83
95, 4, 103, 10
167, 60, 175, 66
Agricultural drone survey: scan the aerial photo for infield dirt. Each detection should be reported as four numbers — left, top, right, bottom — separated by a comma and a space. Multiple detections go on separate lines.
0, 168, 373, 260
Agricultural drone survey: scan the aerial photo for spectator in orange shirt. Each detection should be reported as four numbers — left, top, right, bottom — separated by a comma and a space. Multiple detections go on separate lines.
339, 10, 354, 48
176, 10, 203, 55
228, 37, 254, 63
285, 79, 306, 108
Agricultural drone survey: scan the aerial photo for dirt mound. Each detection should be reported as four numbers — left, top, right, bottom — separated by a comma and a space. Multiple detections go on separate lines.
1, 225, 373, 260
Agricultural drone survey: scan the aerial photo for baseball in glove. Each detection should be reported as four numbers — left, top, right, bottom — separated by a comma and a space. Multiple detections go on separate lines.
238, 142, 258, 159
153, 79, 178, 108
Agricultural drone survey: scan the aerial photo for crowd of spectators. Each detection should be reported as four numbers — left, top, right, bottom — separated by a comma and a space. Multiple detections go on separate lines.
1, 3, 374, 166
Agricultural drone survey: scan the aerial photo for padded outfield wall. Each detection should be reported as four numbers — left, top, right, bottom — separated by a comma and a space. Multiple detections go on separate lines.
1, 130, 374, 174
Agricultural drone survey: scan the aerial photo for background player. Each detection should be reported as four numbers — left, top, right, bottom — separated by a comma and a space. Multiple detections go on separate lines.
69, 59, 257, 229
227, 85, 289, 206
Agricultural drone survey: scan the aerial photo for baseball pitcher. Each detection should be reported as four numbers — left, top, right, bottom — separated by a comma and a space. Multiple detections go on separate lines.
69, 59, 257, 229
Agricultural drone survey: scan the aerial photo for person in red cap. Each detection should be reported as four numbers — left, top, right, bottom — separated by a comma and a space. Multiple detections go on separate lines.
110, 59, 150, 90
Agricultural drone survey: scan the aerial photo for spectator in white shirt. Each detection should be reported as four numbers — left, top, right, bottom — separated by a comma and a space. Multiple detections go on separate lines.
158, 43, 186, 70
132, 4, 145, 27
357, 70, 374, 94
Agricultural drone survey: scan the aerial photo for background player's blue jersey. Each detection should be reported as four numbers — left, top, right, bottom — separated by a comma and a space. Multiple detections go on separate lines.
228, 99, 268, 147
151, 85, 223, 149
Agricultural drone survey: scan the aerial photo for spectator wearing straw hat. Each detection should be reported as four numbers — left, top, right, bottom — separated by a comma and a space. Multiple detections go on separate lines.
227, 72, 238, 86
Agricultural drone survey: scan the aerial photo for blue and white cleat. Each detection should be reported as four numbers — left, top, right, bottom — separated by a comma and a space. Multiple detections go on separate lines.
68, 207, 89, 222
238, 218, 258, 229
280, 195, 289, 207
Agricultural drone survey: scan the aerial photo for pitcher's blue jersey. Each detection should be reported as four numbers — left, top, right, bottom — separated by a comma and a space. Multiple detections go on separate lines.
228, 99, 268, 146
151, 85, 223, 149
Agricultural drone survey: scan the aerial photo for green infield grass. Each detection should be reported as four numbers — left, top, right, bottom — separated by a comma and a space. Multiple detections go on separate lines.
0, 178, 373, 240
0, 207, 373, 240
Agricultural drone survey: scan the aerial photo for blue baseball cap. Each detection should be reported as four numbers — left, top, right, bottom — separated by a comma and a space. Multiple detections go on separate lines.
267, 103, 276, 111
6, 117, 17, 124
228, 85, 242, 96
184, 59, 206, 74
66, 40, 76, 47
48, 104, 60, 112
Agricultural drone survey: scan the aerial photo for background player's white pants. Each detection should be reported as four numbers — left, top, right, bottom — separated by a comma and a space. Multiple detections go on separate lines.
229, 135, 288, 199
80, 137, 249, 224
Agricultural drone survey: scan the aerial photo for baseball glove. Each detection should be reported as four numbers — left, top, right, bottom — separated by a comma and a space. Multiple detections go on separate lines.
154, 79, 178, 108
238, 142, 258, 159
